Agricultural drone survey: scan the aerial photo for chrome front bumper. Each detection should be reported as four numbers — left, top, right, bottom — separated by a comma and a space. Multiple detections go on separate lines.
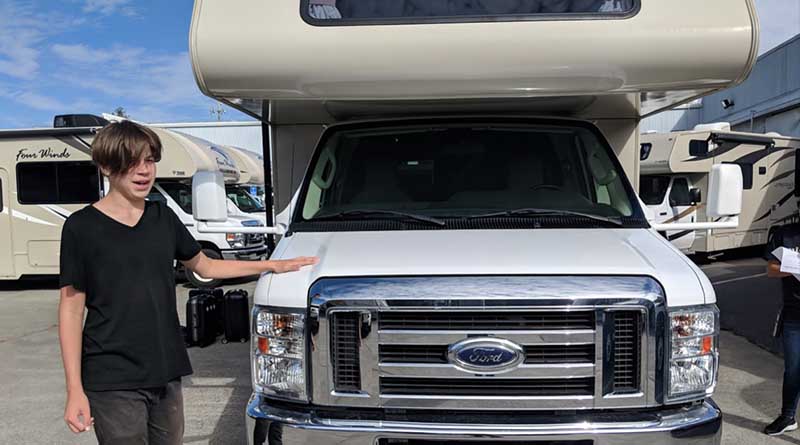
221, 245, 268, 260
246, 395, 722, 445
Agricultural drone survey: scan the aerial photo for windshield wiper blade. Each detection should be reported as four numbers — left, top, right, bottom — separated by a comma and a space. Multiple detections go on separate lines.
312, 209, 446, 226
466, 208, 623, 227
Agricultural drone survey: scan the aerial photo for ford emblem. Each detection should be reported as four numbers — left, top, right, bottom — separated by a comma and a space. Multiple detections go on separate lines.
447, 338, 525, 374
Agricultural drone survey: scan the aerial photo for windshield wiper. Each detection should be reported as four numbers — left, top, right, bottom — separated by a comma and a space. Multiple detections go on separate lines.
466, 208, 623, 227
311, 209, 446, 226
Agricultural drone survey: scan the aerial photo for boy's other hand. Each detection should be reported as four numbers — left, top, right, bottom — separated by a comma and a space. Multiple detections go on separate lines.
64, 391, 93, 433
270, 256, 320, 274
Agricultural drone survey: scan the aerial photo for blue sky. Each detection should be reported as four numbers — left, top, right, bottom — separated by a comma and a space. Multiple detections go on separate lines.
0, 0, 797, 129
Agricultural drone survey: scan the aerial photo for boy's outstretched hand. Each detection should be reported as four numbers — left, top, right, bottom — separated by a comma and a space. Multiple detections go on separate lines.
270, 256, 319, 274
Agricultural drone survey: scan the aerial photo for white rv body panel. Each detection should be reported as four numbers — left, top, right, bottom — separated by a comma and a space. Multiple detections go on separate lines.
257, 229, 711, 309
190, 0, 757, 111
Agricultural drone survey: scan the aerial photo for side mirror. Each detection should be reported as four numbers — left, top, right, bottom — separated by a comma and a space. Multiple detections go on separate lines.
192, 171, 228, 222
707, 164, 743, 218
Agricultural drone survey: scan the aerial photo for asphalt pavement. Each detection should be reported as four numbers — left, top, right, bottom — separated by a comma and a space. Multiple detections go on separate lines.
0, 255, 797, 444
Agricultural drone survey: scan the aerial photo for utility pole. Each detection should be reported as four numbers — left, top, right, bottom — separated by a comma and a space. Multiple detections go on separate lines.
210, 103, 226, 121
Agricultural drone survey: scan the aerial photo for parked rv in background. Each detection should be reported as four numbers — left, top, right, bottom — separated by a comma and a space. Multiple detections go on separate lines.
0, 119, 266, 287
219, 144, 267, 224
641, 124, 800, 255
147, 130, 268, 288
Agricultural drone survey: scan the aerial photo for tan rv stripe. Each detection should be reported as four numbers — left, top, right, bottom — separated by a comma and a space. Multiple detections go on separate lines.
662, 204, 703, 224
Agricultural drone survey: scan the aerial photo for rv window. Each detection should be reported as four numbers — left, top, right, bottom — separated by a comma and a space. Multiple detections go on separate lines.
226, 185, 265, 213
17, 161, 100, 205
668, 178, 692, 207
158, 182, 194, 214
640, 143, 652, 161
302, 0, 638, 25
689, 140, 709, 157
639, 175, 670, 206
146, 191, 168, 204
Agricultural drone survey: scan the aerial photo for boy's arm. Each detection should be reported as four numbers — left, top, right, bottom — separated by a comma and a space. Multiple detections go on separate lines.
58, 286, 93, 433
767, 260, 792, 278
182, 252, 319, 279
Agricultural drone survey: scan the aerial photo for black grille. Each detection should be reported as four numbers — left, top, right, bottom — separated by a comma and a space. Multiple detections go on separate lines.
380, 345, 447, 363
379, 311, 594, 331
612, 311, 641, 394
379, 344, 595, 364
331, 313, 361, 392
381, 377, 594, 397
246, 233, 264, 245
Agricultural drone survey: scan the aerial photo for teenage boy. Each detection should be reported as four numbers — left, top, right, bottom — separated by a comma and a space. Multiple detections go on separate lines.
58, 121, 318, 444
765, 223, 800, 436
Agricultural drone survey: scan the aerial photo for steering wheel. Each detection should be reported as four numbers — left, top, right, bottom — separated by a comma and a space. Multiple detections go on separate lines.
529, 184, 562, 192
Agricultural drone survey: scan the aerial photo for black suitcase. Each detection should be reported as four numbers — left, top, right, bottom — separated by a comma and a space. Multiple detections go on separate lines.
186, 293, 220, 347
189, 288, 225, 335
222, 289, 250, 343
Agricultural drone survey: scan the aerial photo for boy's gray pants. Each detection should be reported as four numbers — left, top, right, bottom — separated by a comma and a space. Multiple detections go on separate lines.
85, 378, 184, 445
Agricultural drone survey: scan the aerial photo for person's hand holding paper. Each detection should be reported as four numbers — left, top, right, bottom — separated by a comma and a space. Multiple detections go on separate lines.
772, 247, 800, 281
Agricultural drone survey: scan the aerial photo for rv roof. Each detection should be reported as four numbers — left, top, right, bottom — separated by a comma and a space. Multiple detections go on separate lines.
190, 0, 758, 123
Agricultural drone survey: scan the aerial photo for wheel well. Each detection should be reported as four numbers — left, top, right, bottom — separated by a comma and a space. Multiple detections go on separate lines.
197, 241, 221, 255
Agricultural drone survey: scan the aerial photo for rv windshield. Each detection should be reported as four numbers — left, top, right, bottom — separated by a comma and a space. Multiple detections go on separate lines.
159, 181, 193, 214
226, 185, 265, 213
639, 175, 671, 206
295, 121, 646, 229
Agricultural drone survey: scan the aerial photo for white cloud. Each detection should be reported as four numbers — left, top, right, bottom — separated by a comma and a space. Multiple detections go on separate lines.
83, 0, 136, 16
0, 85, 67, 112
50, 42, 213, 121
0, 1, 86, 79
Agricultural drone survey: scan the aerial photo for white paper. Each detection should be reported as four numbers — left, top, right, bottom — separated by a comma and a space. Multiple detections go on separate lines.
772, 247, 800, 281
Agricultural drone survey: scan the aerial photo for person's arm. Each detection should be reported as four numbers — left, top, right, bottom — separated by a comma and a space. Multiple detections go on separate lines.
767, 260, 792, 278
58, 285, 93, 433
182, 252, 319, 280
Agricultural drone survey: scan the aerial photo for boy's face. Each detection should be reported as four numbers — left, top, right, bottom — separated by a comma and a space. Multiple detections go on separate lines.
109, 153, 157, 200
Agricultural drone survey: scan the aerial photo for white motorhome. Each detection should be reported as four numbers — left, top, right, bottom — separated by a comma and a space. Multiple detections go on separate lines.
0, 123, 266, 288
188, 1, 758, 444
641, 127, 800, 254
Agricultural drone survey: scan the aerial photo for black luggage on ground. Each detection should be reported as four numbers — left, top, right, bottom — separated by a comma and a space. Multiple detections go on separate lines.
185, 292, 221, 347
222, 289, 250, 343
189, 288, 225, 335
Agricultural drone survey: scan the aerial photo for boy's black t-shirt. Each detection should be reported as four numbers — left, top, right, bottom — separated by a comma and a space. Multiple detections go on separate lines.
766, 223, 800, 322
59, 201, 202, 391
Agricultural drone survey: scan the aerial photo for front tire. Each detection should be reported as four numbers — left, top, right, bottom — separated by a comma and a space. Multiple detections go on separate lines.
185, 248, 223, 288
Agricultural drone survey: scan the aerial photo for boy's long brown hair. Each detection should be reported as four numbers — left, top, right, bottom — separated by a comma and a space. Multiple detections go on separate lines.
91, 120, 162, 176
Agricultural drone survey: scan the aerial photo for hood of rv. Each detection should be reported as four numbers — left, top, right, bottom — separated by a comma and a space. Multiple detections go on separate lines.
259, 229, 714, 308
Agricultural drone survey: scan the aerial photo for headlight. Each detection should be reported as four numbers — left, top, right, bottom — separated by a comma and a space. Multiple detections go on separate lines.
252, 307, 306, 401
667, 306, 719, 402
226, 233, 245, 248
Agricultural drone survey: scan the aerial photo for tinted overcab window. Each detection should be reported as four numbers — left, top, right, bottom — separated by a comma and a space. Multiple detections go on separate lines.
303, 0, 638, 23
17, 161, 100, 204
